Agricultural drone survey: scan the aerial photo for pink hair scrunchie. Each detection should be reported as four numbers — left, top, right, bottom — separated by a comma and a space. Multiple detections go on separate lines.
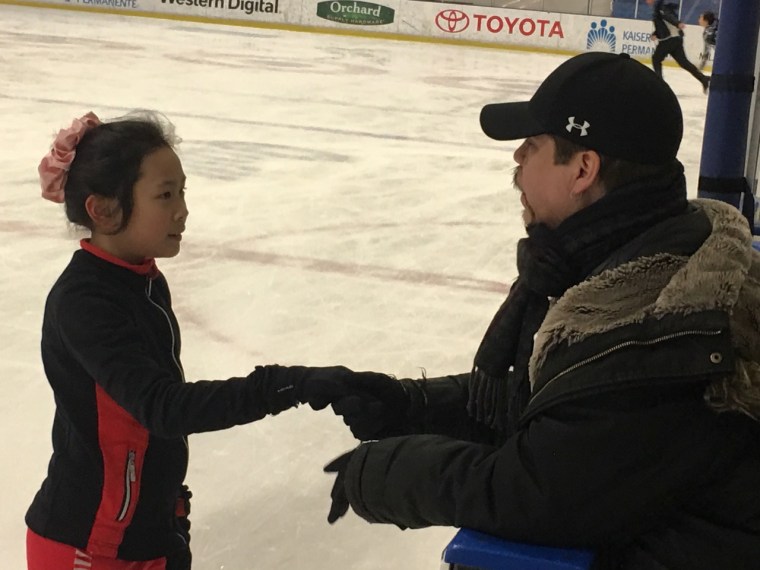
38, 112, 102, 204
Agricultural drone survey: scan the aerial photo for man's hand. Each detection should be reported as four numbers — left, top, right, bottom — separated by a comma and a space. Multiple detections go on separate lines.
302, 369, 421, 440
329, 375, 423, 440
324, 450, 354, 524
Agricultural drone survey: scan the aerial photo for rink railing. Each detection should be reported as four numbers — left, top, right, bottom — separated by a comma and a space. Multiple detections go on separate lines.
0, 0, 708, 64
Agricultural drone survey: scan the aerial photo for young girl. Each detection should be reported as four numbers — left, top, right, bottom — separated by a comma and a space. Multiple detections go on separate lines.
26, 111, 367, 570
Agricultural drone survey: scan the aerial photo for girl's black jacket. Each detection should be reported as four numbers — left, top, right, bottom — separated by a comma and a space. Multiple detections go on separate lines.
26, 242, 294, 561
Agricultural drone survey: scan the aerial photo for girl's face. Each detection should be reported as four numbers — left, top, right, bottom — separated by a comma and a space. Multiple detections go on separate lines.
97, 146, 188, 263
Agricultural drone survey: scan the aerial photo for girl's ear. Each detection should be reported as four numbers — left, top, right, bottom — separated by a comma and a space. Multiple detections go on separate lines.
84, 195, 122, 233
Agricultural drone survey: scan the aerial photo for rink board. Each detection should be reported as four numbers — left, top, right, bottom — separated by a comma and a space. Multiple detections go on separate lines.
0, 0, 708, 62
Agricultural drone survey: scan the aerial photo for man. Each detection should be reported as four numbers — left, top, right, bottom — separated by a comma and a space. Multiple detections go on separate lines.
647, 0, 710, 92
305, 53, 760, 569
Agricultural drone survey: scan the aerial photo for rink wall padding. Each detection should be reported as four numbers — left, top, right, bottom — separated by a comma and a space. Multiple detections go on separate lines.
0, 0, 707, 63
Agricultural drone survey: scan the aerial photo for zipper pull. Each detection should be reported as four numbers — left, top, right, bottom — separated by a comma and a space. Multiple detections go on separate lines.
128, 450, 136, 483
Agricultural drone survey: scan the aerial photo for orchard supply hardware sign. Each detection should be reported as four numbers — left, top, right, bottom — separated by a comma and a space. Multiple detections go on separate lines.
317, 0, 394, 25
434, 9, 563, 38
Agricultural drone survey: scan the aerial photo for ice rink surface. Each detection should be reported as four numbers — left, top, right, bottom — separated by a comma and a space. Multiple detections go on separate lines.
0, 7, 710, 568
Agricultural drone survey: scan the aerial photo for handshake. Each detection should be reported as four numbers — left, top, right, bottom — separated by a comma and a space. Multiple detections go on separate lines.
260, 364, 426, 523
262, 364, 424, 440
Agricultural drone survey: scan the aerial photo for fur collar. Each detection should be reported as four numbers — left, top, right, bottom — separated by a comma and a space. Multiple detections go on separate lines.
530, 199, 760, 419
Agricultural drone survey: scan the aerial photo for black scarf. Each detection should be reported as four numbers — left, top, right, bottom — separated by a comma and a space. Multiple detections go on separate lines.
468, 163, 689, 439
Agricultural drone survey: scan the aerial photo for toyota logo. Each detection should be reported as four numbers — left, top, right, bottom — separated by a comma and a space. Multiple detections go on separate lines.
435, 10, 469, 33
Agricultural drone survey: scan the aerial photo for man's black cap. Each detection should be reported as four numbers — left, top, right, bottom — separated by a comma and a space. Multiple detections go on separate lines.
480, 52, 683, 165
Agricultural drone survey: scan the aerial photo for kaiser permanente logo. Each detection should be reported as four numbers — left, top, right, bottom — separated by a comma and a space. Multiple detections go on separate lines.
586, 19, 655, 56
586, 19, 616, 52
317, 1, 395, 25
161, 0, 280, 15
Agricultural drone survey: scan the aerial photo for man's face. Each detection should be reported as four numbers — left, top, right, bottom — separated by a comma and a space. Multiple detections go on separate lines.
512, 135, 586, 229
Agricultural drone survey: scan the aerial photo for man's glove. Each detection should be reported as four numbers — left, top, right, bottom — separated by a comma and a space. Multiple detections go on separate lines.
323, 449, 354, 524
299, 369, 398, 411
330, 375, 427, 440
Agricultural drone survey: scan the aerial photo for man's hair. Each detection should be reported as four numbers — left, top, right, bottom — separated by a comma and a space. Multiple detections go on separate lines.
550, 135, 674, 192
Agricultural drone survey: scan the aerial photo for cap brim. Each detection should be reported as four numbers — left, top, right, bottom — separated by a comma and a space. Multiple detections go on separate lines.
480, 102, 545, 141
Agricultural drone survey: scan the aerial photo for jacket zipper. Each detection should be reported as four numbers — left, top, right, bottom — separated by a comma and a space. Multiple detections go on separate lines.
532, 329, 724, 402
117, 450, 136, 522
146, 279, 185, 382
145, 278, 189, 449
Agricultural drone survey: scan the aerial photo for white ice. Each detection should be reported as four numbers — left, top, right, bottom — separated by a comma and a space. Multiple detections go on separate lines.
0, 8, 710, 569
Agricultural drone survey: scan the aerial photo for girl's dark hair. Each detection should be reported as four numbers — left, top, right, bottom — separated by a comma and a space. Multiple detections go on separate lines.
551, 134, 675, 191
64, 111, 180, 232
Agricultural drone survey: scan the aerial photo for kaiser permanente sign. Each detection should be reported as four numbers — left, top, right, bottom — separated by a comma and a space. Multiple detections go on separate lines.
8, 0, 705, 60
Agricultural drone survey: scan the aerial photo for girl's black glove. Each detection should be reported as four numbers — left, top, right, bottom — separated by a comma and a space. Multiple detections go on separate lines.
257, 364, 362, 415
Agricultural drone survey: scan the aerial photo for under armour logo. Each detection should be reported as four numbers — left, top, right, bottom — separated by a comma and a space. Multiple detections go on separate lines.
566, 116, 590, 136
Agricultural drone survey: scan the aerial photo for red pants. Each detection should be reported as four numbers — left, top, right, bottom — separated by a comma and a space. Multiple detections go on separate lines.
27, 529, 167, 570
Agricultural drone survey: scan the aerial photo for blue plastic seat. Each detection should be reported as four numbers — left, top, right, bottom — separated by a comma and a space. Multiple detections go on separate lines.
441, 528, 594, 570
